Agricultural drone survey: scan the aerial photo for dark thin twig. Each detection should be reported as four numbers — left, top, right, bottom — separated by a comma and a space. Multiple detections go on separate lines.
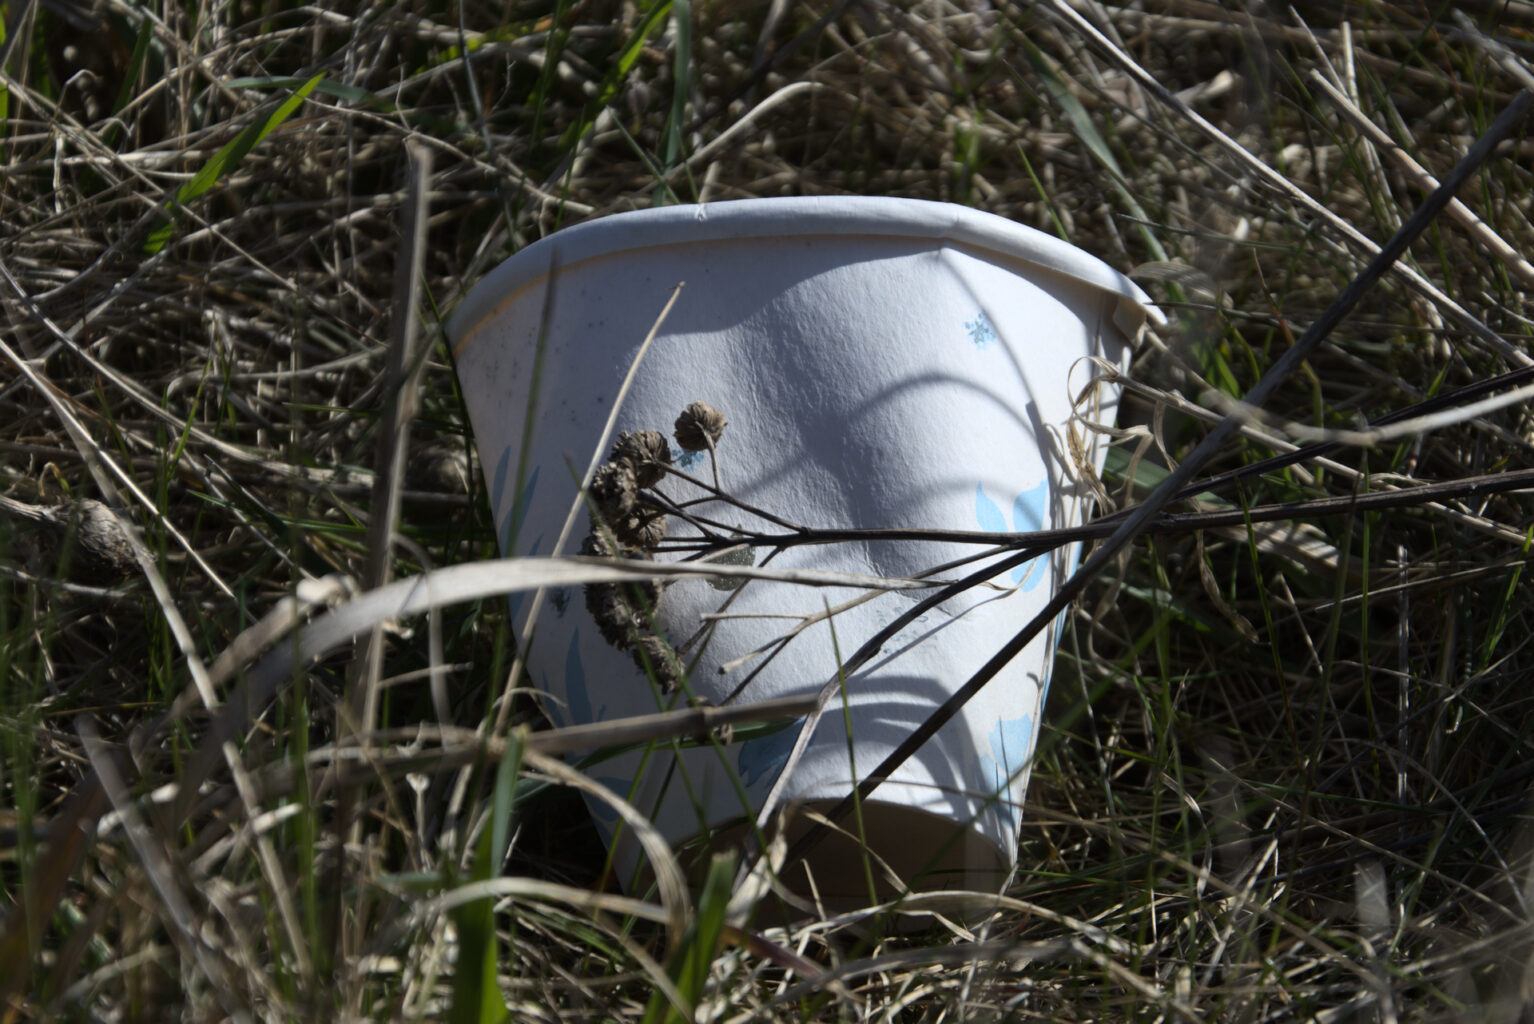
351, 142, 435, 734
1150, 360, 1534, 506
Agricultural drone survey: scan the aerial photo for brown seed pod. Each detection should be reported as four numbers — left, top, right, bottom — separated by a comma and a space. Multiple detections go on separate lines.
610, 429, 672, 488
580, 531, 661, 651
614, 509, 667, 551
673, 401, 727, 452
579, 530, 617, 559
585, 585, 644, 651
582, 576, 659, 652
632, 633, 685, 693
588, 462, 637, 525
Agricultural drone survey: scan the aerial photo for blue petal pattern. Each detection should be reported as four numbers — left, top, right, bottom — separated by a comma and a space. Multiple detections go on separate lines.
564, 629, 602, 726
975, 483, 1007, 536
506, 533, 542, 623
976, 480, 1049, 588
499, 465, 541, 552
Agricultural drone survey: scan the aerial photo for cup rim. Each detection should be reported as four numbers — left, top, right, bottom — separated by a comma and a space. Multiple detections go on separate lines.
447, 196, 1163, 352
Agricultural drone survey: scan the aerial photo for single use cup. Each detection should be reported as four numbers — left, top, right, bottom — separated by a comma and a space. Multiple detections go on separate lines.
447, 197, 1160, 903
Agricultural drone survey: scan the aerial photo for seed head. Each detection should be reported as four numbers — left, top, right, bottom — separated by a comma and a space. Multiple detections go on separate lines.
632, 633, 684, 693
580, 531, 661, 651
614, 509, 667, 551
585, 584, 645, 650
610, 429, 671, 488
673, 401, 727, 452
589, 462, 637, 525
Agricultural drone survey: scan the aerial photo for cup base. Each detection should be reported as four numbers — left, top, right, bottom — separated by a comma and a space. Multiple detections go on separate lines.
697, 799, 1011, 919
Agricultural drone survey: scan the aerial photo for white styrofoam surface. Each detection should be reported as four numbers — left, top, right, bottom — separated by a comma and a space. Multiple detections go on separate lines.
449, 198, 1158, 889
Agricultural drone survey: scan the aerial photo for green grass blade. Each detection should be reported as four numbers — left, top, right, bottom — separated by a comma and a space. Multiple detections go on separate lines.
641, 851, 733, 1024
659, 0, 691, 176
223, 76, 385, 106
111, 18, 154, 118
143, 73, 324, 254
556, 1, 672, 154
447, 731, 524, 1024
0, 14, 9, 132
1018, 38, 1169, 263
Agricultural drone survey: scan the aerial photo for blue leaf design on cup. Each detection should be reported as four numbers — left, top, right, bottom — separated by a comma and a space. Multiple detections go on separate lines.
505, 533, 542, 623
564, 629, 604, 726
975, 480, 1048, 590
585, 776, 634, 839
500, 465, 540, 552
975, 482, 1008, 535
981, 714, 1035, 833
737, 719, 803, 790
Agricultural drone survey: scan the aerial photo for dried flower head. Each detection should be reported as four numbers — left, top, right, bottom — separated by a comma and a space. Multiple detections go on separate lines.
579, 530, 618, 559
673, 401, 727, 452
580, 531, 661, 651
610, 429, 671, 488
614, 509, 667, 551
632, 633, 685, 692
589, 462, 637, 525
585, 584, 645, 650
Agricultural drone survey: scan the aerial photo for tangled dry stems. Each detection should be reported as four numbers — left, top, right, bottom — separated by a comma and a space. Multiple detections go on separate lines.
1, 1, 1533, 1020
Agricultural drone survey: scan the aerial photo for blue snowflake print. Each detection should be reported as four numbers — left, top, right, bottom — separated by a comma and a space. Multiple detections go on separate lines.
975, 480, 1048, 590
671, 446, 704, 471
965, 311, 996, 349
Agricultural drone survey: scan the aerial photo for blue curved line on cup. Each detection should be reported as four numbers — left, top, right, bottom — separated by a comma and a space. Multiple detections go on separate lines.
737, 718, 804, 790
980, 713, 1034, 834
975, 479, 1048, 589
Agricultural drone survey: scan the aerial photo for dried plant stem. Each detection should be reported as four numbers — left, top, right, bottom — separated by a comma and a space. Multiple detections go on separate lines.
1309, 71, 1534, 288
351, 141, 436, 739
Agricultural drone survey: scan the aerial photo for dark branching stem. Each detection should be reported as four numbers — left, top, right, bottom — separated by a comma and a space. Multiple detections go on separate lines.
659, 356, 1534, 564
781, 86, 1534, 871
658, 465, 1534, 559
656, 461, 810, 533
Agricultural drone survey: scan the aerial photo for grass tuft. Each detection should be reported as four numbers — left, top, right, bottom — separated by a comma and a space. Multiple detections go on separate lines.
2, 1, 1533, 1020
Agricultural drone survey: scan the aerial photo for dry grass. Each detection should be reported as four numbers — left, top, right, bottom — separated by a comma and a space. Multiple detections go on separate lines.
3, 0, 1534, 1020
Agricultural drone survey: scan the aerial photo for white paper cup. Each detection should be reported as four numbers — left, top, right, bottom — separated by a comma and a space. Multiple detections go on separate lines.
448, 197, 1158, 900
